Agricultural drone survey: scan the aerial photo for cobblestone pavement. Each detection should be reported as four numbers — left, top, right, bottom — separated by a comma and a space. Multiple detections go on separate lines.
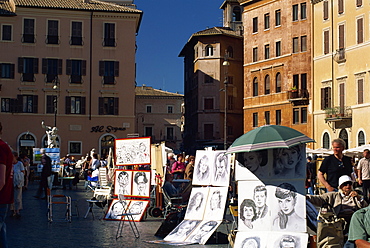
6, 181, 230, 248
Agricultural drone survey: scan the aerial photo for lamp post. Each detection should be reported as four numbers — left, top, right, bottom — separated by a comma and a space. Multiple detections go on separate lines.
52, 78, 60, 127
222, 56, 230, 150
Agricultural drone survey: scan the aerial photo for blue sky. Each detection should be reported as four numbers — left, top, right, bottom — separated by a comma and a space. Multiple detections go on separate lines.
135, 0, 224, 94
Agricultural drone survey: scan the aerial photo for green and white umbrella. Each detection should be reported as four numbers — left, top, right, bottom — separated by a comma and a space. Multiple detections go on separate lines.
226, 125, 315, 154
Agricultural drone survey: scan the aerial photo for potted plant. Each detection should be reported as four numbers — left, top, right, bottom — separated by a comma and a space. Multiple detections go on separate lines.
290, 86, 298, 92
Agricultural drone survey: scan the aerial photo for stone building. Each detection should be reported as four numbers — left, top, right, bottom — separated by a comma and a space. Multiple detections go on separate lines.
0, 0, 142, 157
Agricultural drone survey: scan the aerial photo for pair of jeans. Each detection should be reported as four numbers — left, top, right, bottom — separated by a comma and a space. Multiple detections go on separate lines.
0, 204, 9, 248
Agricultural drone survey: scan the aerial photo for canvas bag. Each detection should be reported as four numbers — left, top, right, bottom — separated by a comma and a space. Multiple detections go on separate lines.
316, 203, 346, 248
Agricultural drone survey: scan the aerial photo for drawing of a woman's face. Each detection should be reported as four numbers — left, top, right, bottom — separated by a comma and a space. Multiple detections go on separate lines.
215, 156, 226, 177
177, 221, 194, 237
243, 152, 262, 172
243, 206, 255, 220
279, 148, 299, 169
243, 239, 259, 248
277, 195, 296, 215
194, 194, 203, 208
210, 192, 220, 210
136, 175, 146, 193
199, 156, 209, 174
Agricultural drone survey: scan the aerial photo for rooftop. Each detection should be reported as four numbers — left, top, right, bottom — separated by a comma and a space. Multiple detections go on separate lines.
135, 85, 183, 98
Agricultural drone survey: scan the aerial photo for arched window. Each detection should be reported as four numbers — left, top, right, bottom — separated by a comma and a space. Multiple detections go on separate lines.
358, 131, 365, 146
264, 75, 270, 94
276, 72, 281, 93
205, 45, 213, 56
226, 46, 234, 58
100, 134, 115, 159
18, 133, 36, 157
253, 77, 258, 96
232, 6, 241, 22
323, 132, 330, 149
339, 129, 349, 149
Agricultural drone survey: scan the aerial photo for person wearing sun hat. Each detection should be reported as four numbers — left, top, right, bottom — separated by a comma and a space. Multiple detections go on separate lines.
307, 175, 368, 235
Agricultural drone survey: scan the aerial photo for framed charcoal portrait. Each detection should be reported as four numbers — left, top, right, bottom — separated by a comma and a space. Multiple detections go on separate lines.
184, 187, 209, 220
238, 181, 270, 232
192, 150, 215, 186
131, 170, 151, 198
235, 150, 270, 181
114, 170, 133, 196
115, 137, 151, 166
203, 186, 228, 221
272, 144, 306, 180
184, 220, 222, 245
124, 199, 150, 222
104, 199, 130, 221
211, 151, 231, 187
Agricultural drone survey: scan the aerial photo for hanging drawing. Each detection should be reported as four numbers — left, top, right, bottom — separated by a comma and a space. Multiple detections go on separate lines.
212, 151, 231, 187
131, 170, 151, 197
203, 186, 228, 221
184, 187, 209, 220
272, 144, 306, 179
115, 137, 151, 166
192, 151, 214, 185
114, 170, 132, 196
235, 150, 270, 181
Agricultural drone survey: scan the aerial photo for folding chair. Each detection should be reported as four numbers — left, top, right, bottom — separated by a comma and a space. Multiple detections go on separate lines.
116, 194, 140, 240
98, 167, 109, 187
84, 187, 111, 219
47, 188, 72, 223
229, 205, 238, 231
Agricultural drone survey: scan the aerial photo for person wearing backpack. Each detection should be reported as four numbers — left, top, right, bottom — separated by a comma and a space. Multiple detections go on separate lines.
10, 151, 24, 218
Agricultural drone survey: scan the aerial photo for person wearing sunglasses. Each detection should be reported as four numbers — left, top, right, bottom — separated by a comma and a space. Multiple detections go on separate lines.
307, 175, 368, 236
318, 138, 353, 192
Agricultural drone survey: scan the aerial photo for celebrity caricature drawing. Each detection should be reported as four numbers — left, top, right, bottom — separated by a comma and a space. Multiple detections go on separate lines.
194, 154, 211, 185
105, 200, 128, 220
275, 234, 301, 248
272, 183, 305, 232
239, 199, 258, 229
185, 190, 206, 220
203, 187, 228, 221
241, 237, 261, 248
115, 170, 131, 196
164, 220, 200, 242
253, 185, 268, 220
132, 171, 149, 197
236, 150, 268, 180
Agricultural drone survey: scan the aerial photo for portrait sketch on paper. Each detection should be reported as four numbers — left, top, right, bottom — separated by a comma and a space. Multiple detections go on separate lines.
273, 144, 305, 179
238, 181, 270, 231
185, 220, 221, 245
270, 232, 308, 248
115, 137, 151, 166
235, 150, 269, 181
126, 200, 149, 221
192, 150, 215, 186
271, 183, 306, 233
234, 232, 266, 248
131, 171, 151, 197
184, 187, 209, 220
164, 219, 201, 242
104, 199, 129, 220
114, 170, 132, 196
203, 186, 228, 221
212, 151, 230, 186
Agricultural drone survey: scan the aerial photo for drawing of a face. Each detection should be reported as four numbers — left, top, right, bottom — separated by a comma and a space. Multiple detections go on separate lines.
177, 221, 195, 237
243, 239, 259, 248
254, 191, 266, 208
243, 206, 255, 220
277, 195, 295, 215
199, 156, 209, 174
215, 156, 227, 177
111, 202, 124, 218
243, 152, 262, 172
139, 143, 146, 152
194, 194, 203, 208
118, 172, 129, 188
194, 222, 216, 242
136, 175, 146, 193
279, 148, 299, 169
129, 202, 143, 214
210, 192, 221, 210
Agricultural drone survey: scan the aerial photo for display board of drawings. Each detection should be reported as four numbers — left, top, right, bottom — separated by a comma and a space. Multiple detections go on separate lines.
162, 150, 230, 245
234, 144, 308, 248
104, 137, 151, 222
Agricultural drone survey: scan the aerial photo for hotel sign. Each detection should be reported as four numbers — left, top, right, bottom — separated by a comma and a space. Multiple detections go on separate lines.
91, 125, 126, 133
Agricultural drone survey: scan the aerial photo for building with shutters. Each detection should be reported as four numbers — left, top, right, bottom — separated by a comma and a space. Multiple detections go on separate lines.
0, 0, 142, 157
311, 0, 370, 149
240, 0, 312, 142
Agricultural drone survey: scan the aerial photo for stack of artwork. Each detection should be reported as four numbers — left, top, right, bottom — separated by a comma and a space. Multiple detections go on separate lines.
234, 144, 308, 248
105, 137, 151, 222
163, 150, 230, 245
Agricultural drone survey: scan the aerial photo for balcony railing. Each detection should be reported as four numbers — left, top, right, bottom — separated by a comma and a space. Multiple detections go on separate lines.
325, 106, 352, 119
288, 89, 309, 100
70, 36, 83, 46
22, 34, 35, 43
46, 35, 59, 44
